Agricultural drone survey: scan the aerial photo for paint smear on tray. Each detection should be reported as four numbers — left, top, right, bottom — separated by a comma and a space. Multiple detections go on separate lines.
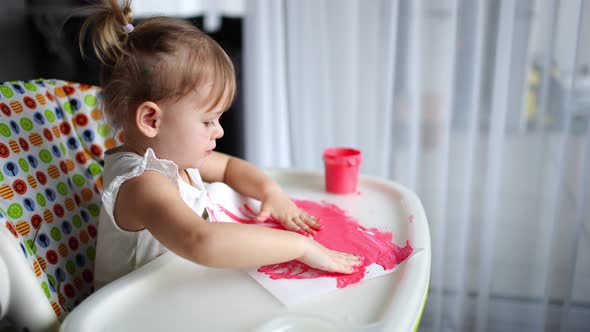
259, 200, 413, 288
211, 198, 413, 288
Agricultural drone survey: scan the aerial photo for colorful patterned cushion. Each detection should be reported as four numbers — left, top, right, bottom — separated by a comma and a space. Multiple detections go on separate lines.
0, 79, 122, 320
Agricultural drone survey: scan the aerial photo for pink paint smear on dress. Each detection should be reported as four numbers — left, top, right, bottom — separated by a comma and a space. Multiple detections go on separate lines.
259, 199, 413, 288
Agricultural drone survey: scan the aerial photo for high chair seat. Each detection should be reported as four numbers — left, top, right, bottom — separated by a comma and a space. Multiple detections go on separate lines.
0, 79, 122, 331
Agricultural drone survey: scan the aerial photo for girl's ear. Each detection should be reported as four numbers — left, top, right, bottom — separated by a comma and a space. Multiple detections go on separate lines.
135, 101, 162, 138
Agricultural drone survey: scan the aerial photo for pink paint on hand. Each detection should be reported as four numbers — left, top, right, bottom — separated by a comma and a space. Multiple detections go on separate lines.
258, 200, 413, 288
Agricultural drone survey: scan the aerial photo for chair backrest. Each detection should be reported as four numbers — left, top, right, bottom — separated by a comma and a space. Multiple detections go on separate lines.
0, 79, 121, 325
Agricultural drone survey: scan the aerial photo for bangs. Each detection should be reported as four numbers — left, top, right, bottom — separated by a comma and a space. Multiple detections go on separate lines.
199, 48, 236, 112
159, 38, 236, 113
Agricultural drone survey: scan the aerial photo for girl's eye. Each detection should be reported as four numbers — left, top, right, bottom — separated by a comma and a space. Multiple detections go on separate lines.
204, 121, 215, 127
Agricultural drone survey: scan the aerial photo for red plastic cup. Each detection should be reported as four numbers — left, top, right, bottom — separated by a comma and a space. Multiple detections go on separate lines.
323, 147, 362, 194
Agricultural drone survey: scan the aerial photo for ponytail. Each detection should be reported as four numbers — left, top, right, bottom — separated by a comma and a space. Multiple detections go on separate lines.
79, 0, 134, 66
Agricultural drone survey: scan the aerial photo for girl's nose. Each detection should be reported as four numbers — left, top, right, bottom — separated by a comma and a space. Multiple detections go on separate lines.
214, 124, 224, 139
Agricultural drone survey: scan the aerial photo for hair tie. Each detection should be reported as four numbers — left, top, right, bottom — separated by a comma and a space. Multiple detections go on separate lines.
124, 23, 134, 33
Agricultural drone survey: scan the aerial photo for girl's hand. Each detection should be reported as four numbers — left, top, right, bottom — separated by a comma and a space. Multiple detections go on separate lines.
255, 187, 321, 235
299, 237, 362, 274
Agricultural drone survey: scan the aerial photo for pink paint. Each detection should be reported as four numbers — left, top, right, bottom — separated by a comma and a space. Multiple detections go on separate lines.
216, 204, 256, 224
258, 200, 413, 288
209, 202, 283, 229
238, 205, 256, 219
243, 204, 257, 217
210, 202, 309, 235
207, 198, 412, 288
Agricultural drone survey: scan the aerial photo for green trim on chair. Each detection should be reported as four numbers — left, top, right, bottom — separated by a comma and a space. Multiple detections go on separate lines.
412, 276, 430, 332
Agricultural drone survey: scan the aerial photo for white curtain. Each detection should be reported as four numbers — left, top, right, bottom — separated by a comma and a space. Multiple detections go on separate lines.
131, 0, 244, 31
244, 0, 590, 331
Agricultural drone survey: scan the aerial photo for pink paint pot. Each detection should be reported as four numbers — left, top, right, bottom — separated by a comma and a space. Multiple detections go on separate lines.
322, 147, 362, 194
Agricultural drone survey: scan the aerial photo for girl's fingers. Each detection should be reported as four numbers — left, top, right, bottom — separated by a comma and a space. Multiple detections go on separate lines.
283, 218, 300, 232
339, 266, 355, 274
292, 216, 315, 235
302, 213, 321, 230
337, 253, 363, 270
348, 254, 363, 266
340, 262, 357, 274
255, 208, 272, 223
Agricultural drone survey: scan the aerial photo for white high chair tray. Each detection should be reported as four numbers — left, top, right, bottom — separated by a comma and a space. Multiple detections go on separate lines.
60, 169, 431, 332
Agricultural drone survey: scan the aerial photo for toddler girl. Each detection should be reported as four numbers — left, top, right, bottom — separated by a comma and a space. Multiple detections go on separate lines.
80, 0, 361, 289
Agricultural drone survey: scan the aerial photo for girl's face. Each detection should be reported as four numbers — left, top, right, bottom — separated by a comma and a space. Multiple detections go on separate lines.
154, 88, 226, 169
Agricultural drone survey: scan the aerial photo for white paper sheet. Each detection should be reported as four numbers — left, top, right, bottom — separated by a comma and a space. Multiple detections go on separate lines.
204, 182, 420, 305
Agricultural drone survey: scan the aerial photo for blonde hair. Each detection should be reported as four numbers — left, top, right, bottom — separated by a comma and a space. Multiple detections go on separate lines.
79, 0, 236, 131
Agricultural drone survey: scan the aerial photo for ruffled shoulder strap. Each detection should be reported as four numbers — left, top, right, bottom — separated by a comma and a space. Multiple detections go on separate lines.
101, 148, 179, 221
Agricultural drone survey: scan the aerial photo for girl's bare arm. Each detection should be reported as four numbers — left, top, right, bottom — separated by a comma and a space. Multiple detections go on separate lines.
114, 171, 359, 271
199, 151, 280, 201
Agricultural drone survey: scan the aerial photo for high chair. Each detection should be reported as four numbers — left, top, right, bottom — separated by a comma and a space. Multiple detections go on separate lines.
0, 79, 121, 332
1, 80, 431, 332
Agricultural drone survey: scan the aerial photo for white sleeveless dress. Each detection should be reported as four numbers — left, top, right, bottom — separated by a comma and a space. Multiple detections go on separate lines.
94, 147, 208, 290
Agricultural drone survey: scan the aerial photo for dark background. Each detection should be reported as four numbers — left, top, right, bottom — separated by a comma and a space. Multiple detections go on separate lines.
0, 0, 245, 158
